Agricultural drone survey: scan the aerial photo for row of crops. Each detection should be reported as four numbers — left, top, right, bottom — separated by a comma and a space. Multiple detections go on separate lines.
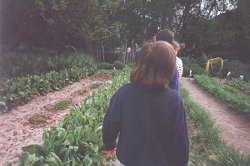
0, 52, 96, 78
225, 78, 250, 96
4, 69, 248, 166
6, 68, 129, 166
0, 53, 98, 113
194, 75, 250, 115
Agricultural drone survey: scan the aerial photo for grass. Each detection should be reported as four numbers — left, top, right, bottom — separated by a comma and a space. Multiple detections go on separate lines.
54, 99, 72, 110
194, 75, 250, 115
180, 86, 250, 165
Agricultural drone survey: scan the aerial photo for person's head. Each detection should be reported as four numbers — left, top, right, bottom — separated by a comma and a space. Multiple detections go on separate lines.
156, 29, 174, 45
130, 41, 176, 90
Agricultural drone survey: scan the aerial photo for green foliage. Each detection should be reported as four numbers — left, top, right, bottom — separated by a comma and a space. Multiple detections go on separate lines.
194, 75, 250, 114
113, 61, 124, 70
180, 87, 250, 166
0, 52, 96, 78
16, 68, 130, 166
97, 63, 114, 70
1, 64, 97, 110
9, 67, 250, 165
182, 57, 205, 77
225, 78, 250, 95
0, 101, 8, 114
222, 60, 250, 81
1, 0, 126, 52
54, 99, 72, 110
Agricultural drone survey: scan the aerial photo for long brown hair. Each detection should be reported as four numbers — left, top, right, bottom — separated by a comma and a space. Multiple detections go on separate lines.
130, 41, 176, 90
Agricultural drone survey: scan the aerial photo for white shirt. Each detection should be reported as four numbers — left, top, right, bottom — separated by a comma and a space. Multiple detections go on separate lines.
176, 57, 183, 77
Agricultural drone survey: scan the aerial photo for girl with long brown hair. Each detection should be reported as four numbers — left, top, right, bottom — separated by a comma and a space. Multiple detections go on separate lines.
102, 41, 189, 166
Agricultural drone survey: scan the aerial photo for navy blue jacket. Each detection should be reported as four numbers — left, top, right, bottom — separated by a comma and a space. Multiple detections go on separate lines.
170, 69, 179, 91
102, 83, 189, 166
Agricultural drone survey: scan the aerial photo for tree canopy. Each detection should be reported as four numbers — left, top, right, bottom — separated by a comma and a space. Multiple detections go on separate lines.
1, 0, 249, 62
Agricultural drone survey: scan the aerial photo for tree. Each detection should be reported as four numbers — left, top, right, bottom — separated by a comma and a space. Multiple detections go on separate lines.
236, 0, 250, 61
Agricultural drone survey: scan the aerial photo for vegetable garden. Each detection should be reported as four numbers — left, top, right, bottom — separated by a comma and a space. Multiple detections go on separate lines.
1, 64, 249, 165
1, 0, 250, 165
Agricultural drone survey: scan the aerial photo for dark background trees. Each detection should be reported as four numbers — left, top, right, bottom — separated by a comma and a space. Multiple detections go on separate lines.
1, 0, 249, 63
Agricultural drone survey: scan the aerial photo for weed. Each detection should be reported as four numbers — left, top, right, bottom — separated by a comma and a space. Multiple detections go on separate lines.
54, 99, 71, 110
78, 89, 87, 95
90, 83, 102, 89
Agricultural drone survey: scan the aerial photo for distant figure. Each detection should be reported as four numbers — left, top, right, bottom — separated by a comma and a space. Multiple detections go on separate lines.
189, 70, 192, 80
134, 43, 141, 60
156, 28, 182, 91
102, 41, 189, 166
173, 41, 183, 77
226, 71, 231, 80
240, 75, 244, 80
156, 28, 184, 77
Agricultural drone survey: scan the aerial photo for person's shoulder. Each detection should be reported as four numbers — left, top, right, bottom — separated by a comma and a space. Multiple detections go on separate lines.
164, 89, 182, 101
115, 83, 132, 94
177, 57, 183, 63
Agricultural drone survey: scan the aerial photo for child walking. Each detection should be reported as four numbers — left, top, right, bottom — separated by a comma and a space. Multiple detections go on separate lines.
102, 41, 189, 166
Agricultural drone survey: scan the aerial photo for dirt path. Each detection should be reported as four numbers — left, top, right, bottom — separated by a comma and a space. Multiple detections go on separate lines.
180, 77, 250, 158
0, 73, 112, 165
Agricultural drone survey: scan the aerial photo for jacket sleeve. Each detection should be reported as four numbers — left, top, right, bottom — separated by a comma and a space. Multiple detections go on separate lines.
170, 97, 189, 166
102, 92, 122, 150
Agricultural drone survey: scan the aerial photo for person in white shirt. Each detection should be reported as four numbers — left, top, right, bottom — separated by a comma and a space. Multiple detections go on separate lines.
173, 41, 183, 77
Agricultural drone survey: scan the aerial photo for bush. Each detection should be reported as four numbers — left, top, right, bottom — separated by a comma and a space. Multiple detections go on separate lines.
104, 52, 121, 63
0, 51, 96, 79
196, 53, 210, 67
97, 62, 114, 70
222, 60, 250, 81
182, 57, 205, 77
113, 61, 124, 70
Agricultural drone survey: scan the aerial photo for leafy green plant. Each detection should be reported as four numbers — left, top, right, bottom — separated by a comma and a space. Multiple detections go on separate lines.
8, 67, 250, 166
113, 61, 124, 70
12, 68, 129, 166
0, 52, 96, 79
54, 99, 72, 110
225, 78, 250, 95
182, 57, 205, 77
1, 63, 97, 110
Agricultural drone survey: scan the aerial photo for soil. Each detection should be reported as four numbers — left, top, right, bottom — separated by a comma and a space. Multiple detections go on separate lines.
0, 72, 113, 165
180, 77, 250, 158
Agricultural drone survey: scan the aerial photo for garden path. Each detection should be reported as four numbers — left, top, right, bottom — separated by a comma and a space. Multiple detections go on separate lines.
0, 72, 113, 165
180, 77, 250, 158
